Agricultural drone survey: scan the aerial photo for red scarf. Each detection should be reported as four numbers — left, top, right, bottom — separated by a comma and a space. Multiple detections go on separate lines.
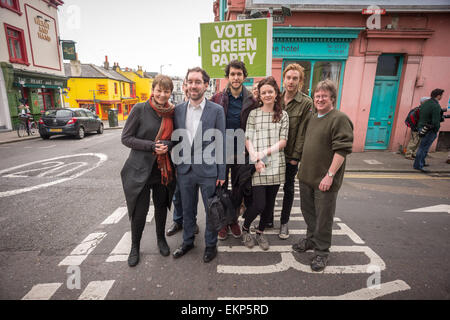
149, 95, 175, 185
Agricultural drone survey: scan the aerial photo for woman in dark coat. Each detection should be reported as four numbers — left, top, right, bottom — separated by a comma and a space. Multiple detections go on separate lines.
121, 75, 176, 267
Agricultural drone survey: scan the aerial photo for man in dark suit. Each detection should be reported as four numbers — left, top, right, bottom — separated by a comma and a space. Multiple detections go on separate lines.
171, 67, 226, 263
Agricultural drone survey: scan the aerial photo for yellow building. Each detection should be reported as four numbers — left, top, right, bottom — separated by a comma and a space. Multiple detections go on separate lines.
115, 65, 153, 103
63, 58, 138, 121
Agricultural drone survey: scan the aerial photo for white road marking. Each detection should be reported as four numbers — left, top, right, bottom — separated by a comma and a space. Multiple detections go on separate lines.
78, 280, 115, 300
405, 204, 450, 214
101, 207, 127, 225
39, 145, 56, 149
58, 232, 107, 266
363, 159, 383, 165
239, 216, 341, 222
217, 246, 386, 274
106, 231, 131, 262
218, 280, 410, 300
22, 283, 62, 300
0, 153, 108, 198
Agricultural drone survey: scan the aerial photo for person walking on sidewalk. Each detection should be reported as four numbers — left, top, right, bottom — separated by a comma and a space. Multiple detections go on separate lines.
121, 75, 177, 267
242, 76, 289, 251
211, 60, 258, 241
405, 97, 429, 160
268, 63, 314, 239
171, 67, 226, 263
166, 78, 199, 237
292, 80, 353, 272
414, 88, 445, 173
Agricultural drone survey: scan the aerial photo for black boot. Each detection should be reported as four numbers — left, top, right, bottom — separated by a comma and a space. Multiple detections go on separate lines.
128, 243, 140, 267
155, 207, 170, 256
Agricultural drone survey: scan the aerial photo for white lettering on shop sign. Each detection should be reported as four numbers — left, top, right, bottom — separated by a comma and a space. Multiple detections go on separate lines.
210, 23, 257, 67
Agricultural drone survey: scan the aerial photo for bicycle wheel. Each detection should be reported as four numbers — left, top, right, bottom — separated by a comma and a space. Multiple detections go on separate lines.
17, 123, 27, 137
30, 121, 38, 135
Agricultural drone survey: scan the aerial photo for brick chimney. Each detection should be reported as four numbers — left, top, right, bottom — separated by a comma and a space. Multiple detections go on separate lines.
103, 55, 109, 69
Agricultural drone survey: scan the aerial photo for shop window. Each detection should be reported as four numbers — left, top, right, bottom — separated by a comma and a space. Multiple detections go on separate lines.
114, 83, 118, 95
4, 24, 28, 65
376, 55, 400, 76
284, 60, 342, 97
37, 89, 54, 111
0, 0, 22, 15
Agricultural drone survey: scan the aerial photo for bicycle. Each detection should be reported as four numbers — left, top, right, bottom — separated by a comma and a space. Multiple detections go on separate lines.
17, 117, 38, 137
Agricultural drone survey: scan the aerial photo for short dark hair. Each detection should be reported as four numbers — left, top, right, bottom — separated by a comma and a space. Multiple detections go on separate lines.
152, 74, 173, 91
186, 67, 210, 84
431, 88, 444, 99
225, 60, 248, 78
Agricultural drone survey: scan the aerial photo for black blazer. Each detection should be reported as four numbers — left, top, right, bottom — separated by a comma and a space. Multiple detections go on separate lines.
120, 101, 175, 219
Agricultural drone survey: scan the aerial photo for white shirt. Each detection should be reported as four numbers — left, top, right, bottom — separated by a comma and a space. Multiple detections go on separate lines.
185, 98, 206, 145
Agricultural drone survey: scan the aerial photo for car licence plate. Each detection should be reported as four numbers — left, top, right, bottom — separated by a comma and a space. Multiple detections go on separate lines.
49, 128, 62, 132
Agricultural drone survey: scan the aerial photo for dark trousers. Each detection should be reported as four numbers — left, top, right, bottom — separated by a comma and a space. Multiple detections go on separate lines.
299, 182, 338, 257
280, 162, 299, 224
177, 170, 217, 247
243, 185, 280, 232
414, 131, 437, 170
224, 162, 240, 223
172, 184, 198, 225
131, 181, 169, 246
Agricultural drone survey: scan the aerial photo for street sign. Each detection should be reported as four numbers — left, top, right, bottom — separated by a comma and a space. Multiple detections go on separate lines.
200, 18, 273, 78
62, 41, 76, 60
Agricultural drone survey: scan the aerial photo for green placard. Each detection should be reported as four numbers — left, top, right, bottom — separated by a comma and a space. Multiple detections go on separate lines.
62, 41, 76, 60
200, 18, 272, 79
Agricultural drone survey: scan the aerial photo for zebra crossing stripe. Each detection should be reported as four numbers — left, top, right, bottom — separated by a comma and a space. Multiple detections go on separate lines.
58, 232, 107, 266
101, 207, 127, 224
22, 283, 62, 300
106, 231, 131, 262
78, 280, 115, 300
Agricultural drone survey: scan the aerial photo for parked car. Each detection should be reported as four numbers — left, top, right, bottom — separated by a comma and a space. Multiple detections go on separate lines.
39, 108, 103, 139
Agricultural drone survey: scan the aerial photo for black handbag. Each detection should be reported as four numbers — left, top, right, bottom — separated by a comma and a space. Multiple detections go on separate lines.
206, 185, 235, 232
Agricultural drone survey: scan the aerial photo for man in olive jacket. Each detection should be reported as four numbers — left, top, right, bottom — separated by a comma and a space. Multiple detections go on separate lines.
292, 80, 353, 272
414, 88, 445, 172
270, 63, 314, 240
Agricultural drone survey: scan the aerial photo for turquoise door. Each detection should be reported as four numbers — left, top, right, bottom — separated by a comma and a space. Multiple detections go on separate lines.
365, 55, 403, 150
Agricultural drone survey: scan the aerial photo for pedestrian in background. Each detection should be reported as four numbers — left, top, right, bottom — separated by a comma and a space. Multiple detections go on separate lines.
121, 75, 176, 267
242, 76, 289, 250
293, 79, 353, 272
252, 81, 260, 99
211, 60, 258, 241
414, 88, 445, 173
405, 96, 429, 160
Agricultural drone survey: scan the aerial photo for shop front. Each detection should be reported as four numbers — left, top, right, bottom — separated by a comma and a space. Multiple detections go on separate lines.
9, 67, 66, 126
272, 27, 363, 108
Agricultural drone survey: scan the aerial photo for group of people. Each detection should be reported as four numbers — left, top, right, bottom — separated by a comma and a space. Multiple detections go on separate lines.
405, 89, 446, 173
120, 60, 354, 272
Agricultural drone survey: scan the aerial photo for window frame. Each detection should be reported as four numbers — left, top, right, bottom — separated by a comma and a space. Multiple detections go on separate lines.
4, 23, 29, 65
0, 0, 22, 15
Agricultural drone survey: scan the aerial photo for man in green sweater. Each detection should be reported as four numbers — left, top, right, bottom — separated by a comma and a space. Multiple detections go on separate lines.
292, 79, 353, 272
413, 88, 445, 173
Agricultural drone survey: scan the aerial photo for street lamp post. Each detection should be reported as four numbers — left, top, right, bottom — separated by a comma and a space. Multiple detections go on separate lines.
160, 64, 172, 75
88, 89, 99, 114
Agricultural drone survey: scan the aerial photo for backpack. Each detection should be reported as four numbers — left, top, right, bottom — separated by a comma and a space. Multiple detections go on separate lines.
405, 106, 420, 130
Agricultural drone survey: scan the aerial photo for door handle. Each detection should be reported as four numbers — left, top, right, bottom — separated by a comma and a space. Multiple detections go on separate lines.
388, 122, 391, 125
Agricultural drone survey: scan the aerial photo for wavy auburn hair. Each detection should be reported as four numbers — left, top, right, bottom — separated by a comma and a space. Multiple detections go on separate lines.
257, 76, 283, 123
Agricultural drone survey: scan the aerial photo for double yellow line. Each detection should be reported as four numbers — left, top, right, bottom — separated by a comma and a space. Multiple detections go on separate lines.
344, 173, 450, 180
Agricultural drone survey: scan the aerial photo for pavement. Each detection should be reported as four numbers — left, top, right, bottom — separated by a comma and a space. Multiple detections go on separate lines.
1, 119, 449, 173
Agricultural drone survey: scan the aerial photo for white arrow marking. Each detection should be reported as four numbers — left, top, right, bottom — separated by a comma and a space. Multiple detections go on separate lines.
405, 204, 450, 214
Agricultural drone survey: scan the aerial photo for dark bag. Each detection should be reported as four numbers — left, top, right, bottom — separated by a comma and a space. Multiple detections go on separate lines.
206, 185, 235, 232
405, 106, 420, 130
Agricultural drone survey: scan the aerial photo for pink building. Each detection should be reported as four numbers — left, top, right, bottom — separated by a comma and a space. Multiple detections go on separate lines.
212, 0, 450, 152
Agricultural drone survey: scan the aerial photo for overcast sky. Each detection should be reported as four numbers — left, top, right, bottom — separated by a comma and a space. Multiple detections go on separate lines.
58, 0, 214, 77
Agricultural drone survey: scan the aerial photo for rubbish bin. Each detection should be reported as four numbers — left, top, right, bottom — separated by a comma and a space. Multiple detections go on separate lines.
108, 109, 118, 127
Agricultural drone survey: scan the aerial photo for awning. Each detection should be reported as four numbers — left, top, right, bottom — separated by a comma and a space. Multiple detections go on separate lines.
13, 83, 64, 89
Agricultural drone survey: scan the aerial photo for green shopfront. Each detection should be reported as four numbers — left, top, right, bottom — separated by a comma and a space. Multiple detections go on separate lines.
272, 27, 362, 108
1, 62, 67, 128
